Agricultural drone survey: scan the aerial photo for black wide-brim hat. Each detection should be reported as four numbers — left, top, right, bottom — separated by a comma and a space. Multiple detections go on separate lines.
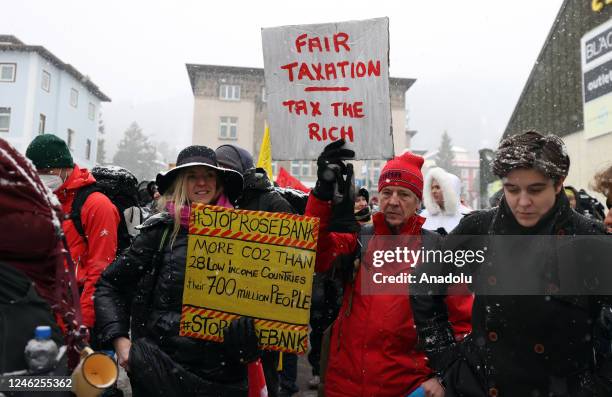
156, 145, 243, 204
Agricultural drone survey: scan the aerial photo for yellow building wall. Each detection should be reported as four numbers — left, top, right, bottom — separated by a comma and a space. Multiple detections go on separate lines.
192, 97, 255, 154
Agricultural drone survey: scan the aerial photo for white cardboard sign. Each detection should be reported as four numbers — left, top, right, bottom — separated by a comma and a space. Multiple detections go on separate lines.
262, 17, 393, 160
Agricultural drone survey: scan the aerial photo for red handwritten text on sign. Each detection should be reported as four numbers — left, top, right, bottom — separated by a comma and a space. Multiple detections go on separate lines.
278, 32, 381, 142
262, 18, 392, 160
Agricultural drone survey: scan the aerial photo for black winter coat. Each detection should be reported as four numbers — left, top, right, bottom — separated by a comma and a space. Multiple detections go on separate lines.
94, 213, 247, 395
411, 192, 612, 396
238, 168, 297, 213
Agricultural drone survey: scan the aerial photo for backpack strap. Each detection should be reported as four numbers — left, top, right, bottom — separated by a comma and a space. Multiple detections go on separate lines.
70, 185, 101, 244
336, 224, 374, 316
157, 226, 171, 254
346, 224, 374, 274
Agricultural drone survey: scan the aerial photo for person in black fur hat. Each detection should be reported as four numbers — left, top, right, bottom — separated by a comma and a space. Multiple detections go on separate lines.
411, 131, 612, 397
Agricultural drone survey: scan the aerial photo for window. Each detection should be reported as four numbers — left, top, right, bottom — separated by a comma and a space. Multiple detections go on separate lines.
219, 84, 240, 100
291, 161, 301, 176
301, 161, 310, 177
85, 139, 91, 160
67, 129, 75, 150
88, 103, 95, 121
70, 88, 78, 107
38, 114, 46, 135
372, 160, 381, 184
261, 86, 267, 102
41, 70, 50, 92
0, 108, 10, 132
219, 116, 238, 139
0, 64, 16, 82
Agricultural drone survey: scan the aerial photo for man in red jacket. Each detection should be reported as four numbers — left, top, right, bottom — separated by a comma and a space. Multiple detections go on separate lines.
26, 134, 120, 331
306, 141, 473, 397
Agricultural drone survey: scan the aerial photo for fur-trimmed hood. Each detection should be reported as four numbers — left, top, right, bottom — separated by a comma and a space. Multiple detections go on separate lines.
421, 167, 471, 233
423, 167, 461, 216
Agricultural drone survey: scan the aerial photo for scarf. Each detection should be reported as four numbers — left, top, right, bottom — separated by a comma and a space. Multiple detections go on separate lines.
473, 191, 572, 296
355, 206, 372, 223
491, 191, 571, 236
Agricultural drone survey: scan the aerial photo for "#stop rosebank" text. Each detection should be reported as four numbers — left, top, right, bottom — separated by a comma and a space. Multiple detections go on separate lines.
193, 208, 315, 242
185, 316, 308, 353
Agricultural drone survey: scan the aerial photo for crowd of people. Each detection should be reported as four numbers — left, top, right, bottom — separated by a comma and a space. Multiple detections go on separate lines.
1, 129, 612, 397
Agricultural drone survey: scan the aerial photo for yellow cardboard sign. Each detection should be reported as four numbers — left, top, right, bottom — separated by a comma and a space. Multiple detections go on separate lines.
179, 204, 319, 354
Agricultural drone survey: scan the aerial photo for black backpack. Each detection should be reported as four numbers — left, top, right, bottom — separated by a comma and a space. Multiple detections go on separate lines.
70, 165, 143, 253
0, 263, 65, 374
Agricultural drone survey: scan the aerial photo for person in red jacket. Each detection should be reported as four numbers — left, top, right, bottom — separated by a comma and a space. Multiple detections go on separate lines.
26, 134, 120, 330
307, 141, 473, 397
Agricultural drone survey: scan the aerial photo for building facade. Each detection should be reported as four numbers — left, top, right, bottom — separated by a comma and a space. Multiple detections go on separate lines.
0, 35, 110, 168
187, 64, 415, 188
502, 1, 612, 197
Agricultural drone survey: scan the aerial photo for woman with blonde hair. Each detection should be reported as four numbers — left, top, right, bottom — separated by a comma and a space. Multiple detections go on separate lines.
95, 146, 258, 397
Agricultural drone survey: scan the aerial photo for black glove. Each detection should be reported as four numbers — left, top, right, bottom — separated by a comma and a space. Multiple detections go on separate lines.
313, 139, 355, 201
223, 317, 261, 364
416, 321, 458, 372
328, 164, 359, 233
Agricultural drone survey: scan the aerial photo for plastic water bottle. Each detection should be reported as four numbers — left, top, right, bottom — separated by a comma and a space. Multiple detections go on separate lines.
24, 326, 58, 373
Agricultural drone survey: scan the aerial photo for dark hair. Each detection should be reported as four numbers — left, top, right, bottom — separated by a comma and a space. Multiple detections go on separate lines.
492, 130, 569, 184
357, 187, 369, 203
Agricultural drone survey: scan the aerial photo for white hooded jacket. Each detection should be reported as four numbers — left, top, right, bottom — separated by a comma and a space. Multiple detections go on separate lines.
421, 167, 472, 233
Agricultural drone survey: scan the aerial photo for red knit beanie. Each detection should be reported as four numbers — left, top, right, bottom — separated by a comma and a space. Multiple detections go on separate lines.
378, 152, 424, 199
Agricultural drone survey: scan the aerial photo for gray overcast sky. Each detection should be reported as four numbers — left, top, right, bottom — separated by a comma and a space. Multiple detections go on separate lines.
5, 0, 564, 157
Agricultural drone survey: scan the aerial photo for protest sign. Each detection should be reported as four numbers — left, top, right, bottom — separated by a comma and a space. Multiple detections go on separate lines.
179, 204, 319, 354
262, 17, 392, 160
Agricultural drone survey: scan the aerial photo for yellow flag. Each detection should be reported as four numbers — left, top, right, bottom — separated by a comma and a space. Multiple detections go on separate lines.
257, 123, 273, 178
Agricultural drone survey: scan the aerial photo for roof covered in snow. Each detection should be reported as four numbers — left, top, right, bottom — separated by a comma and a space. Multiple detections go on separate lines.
502, 1, 611, 139
0, 35, 111, 102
